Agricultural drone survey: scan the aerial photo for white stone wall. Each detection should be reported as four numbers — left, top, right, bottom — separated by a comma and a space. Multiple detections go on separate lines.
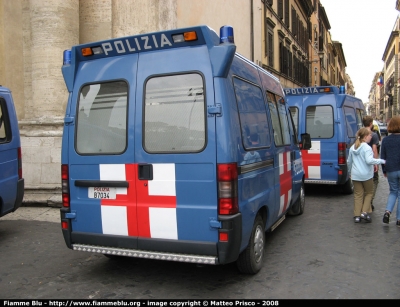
79, 0, 112, 43
177, 0, 253, 60
0, 0, 24, 118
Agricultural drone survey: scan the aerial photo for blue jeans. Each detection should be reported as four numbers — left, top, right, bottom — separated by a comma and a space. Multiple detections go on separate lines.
385, 170, 400, 220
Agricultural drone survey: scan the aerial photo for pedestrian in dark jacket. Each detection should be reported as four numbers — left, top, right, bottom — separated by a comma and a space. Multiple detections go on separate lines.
381, 116, 400, 226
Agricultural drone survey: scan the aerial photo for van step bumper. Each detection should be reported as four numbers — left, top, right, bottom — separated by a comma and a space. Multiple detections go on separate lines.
73, 244, 218, 265
305, 180, 337, 185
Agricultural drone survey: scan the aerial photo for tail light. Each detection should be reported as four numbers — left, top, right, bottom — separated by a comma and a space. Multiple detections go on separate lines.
61, 164, 70, 208
338, 142, 346, 165
17, 147, 22, 179
217, 163, 238, 215
61, 221, 69, 230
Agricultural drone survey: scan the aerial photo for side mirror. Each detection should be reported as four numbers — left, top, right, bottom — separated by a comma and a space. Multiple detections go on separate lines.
300, 133, 311, 150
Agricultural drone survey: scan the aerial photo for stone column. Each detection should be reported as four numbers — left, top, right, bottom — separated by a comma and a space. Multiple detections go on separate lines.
0, 0, 24, 119
80, 0, 112, 43
28, 0, 78, 119
20, 0, 79, 204
111, 0, 177, 37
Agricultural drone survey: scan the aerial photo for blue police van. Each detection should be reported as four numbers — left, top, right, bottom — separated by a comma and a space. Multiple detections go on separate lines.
60, 25, 310, 274
285, 86, 365, 194
0, 86, 24, 217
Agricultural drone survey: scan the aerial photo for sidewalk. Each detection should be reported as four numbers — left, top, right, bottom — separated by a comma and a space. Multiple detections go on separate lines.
2, 191, 61, 222
1, 206, 60, 222
22, 190, 62, 208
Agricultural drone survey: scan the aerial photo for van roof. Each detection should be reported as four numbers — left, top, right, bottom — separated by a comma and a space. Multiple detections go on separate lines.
67, 25, 220, 63
0, 86, 11, 93
284, 86, 343, 96
284, 86, 364, 109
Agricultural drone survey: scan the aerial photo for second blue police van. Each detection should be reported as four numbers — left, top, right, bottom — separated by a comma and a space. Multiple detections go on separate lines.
0, 86, 24, 217
285, 86, 365, 194
60, 25, 310, 274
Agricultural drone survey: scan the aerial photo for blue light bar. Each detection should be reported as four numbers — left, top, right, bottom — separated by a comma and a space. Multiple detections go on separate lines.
339, 85, 345, 94
63, 50, 71, 65
220, 25, 234, 44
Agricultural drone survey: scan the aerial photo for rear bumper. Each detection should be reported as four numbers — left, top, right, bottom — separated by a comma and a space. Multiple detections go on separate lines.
61, 210, 242, 265
305, 164, 349, 185
14, 179, 24, 211
73, 243, 218, 264
305, 179, 337, 185
0, 178, 24, 217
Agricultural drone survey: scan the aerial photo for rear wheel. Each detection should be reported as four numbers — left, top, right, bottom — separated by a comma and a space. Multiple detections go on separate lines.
342, 178, 354, 195
288, 181, 305, 216
103, 254, 123, 259
236, 215, 265, 274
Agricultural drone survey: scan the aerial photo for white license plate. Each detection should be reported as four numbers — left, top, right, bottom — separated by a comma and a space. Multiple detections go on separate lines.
88, 187, 116, 199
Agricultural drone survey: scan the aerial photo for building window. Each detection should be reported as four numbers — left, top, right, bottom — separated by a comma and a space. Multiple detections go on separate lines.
268, 31, 274, 67
265, 18, 276, 66
285, 0, 290, 27
278, 0, 283, 20
291, 6, 297, 38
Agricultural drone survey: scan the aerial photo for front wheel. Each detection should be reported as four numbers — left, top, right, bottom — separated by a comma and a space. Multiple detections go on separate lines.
236, 215, 265, 274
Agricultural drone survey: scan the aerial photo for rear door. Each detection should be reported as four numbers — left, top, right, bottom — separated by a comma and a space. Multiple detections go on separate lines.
134, 46, 218, 243
67, 55, 136, 236
303, 98, 338, 182
67, 46, 219, 244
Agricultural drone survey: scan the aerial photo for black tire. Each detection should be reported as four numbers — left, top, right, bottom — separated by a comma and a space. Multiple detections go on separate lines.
287, 181, 305, 216
236, 215, 265, 274
342, 178, 354, 195
103, 254, 122, 259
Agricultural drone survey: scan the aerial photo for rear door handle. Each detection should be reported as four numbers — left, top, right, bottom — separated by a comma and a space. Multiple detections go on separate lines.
138, 164, 153, 180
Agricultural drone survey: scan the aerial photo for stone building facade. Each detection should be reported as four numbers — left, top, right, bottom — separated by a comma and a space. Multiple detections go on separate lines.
1, 0, 352, 205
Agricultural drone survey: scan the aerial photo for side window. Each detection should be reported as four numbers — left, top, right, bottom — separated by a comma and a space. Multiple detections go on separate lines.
0, 99, 11, 143
276, 95, 291, 144
233, 77, 271, 150
305, 105, 333, 138
289, 106, 299, 134
76, 81, 128, 154
266, 92, 290, 146
144, 73, 205, 153
344, 106, 358, 138
356, 108, 364, 130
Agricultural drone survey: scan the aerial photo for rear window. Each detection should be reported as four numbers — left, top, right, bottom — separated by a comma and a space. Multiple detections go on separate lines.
306, 105, 333, 138
144, 73, 206, 153
0, 98, 11, 143
76, 81, 128, 154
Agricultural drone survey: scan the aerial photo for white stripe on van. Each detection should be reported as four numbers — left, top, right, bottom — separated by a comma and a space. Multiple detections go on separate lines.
100, 164, 127, 195
101, 205, 128, 236
307, 141, 321, 179
149, 207, 178, 239
148, 163, 176, 196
